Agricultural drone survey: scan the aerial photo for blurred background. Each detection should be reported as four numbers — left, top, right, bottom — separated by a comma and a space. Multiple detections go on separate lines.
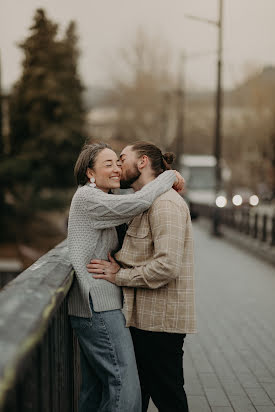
0, 0, 275, 269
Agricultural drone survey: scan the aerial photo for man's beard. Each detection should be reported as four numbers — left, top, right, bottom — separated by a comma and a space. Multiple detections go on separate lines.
120, 164, 141, 189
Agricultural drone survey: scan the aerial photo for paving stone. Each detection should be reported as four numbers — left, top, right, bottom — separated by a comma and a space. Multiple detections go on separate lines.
188, 341, 214, 374
236, 373, 261, 388
228, 395, 257, 411
255, 407, 275, 412
204, 388, 231, 407
262, 383, 275, 402
245, 387, 274, 406
185, 378, 204, 396
187, 395, 211, 412
218, 380, 247, 396
199, 373, 222, 389
223, 323, 275, 384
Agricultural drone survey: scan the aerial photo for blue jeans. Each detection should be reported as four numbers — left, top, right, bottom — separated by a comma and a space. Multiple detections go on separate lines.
70, 300, 141, 412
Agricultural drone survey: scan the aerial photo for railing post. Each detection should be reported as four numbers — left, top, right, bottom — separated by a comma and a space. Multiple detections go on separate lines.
245, 209, 250, 235
225, 208, 230, 226
253, 213, 258, 239
270, 216, 275, 247
239, 209, 245, 233
225, 208, 228, 225
262, 214, 267, 243
231, 208, 236, 228
220, 207, 225, 225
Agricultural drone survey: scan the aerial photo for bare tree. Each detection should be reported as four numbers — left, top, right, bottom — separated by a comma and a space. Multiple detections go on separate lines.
223, 65, 275, 196
108, 29, 175, 148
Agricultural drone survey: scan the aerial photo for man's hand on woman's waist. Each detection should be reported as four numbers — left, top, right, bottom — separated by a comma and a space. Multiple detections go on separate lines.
87, 252, 120, 284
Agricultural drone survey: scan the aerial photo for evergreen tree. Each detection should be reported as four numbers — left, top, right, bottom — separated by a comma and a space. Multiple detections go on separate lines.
0, 9, 86, 241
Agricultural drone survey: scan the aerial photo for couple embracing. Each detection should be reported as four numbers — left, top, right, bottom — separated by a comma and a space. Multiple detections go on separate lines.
67, 141, 196, 412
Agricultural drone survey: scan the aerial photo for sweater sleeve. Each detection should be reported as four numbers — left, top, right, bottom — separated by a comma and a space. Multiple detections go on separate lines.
85, 170, 176, 229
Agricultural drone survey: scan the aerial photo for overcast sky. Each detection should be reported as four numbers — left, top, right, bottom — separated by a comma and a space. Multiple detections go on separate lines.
1, 0, 275, 91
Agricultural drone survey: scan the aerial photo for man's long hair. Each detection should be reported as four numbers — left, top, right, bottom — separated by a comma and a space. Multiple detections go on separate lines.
130, 141, 176, 177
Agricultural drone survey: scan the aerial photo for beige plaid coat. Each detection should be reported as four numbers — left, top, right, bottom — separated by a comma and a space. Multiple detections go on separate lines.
115, 188, 196, 334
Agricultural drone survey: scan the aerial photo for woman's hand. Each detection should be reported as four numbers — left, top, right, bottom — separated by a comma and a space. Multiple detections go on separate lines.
87, 252, 120, 284
172, 170, 185, 193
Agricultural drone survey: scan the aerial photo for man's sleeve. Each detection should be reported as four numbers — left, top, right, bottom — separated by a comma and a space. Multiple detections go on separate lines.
115, 199, 187, 289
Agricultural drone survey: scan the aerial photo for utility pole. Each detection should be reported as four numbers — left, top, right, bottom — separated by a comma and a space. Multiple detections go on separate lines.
175, 53, 185, 169
159, 90, 170, 151
185, 0, 224, 235
213, 0, 224, 235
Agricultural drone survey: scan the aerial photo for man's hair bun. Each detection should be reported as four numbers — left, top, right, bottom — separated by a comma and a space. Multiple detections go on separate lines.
163, 152, 176, 165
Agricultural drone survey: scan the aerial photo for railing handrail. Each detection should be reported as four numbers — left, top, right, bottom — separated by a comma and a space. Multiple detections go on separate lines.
0, 240, 73, 408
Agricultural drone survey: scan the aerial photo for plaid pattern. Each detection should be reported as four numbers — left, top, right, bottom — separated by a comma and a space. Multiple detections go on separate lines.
115, 189, 197, 334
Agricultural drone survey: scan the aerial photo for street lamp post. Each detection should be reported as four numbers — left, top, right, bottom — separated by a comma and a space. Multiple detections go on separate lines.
185, 0, 224, 235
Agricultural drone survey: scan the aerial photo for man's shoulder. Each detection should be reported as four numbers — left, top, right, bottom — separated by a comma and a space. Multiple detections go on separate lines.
152, 188, 189, 211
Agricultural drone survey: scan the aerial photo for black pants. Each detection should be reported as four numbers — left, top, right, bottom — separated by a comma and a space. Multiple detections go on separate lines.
130, 327, 189, 412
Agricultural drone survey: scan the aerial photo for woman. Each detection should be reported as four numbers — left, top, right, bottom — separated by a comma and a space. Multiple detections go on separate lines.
68, 142, 181, 412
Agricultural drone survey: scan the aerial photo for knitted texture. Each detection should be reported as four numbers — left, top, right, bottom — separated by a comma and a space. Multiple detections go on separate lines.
67, 170, 176, 317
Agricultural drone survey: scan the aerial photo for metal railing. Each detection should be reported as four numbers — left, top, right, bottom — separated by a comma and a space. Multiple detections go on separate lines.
193, 203, 275, 247
0, 241, 80, 412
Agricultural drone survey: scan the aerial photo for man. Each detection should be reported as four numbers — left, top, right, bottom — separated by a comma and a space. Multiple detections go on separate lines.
87, 142, 196, 412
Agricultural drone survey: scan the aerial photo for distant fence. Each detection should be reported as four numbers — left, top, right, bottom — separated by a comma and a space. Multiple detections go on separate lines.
193, 203, 275, 248
0, 241, 80, 412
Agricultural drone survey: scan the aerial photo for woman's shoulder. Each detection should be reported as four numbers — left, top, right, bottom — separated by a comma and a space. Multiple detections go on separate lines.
73, 185, 108, 205
71, 185, 91, 204
74, 184, 95, 197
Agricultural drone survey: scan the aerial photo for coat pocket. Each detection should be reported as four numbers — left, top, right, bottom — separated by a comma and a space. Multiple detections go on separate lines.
126, 214, 150, 238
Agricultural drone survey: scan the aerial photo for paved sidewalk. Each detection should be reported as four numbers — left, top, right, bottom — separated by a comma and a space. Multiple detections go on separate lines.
148, 222, 275, 412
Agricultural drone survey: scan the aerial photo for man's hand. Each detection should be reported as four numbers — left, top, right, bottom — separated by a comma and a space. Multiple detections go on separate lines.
87, 252, 120, 284
172, 170, 185, 193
